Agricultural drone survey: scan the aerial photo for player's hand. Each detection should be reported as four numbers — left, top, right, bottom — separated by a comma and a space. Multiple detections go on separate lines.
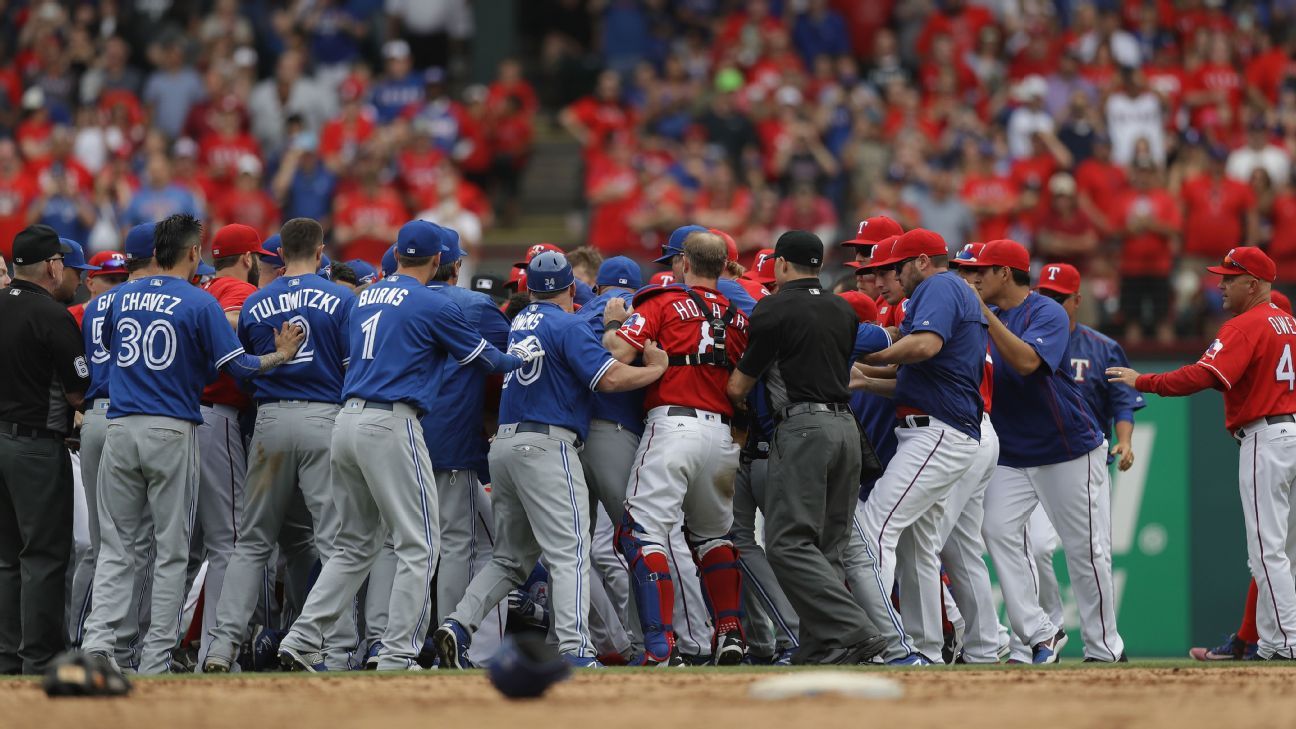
508, 334, 545, 363
642, 339, 667, 371
274, 321, 306, 358
603, 296, 630, 323
1111, 441, 1135, 471
1106, 366, 1141, 387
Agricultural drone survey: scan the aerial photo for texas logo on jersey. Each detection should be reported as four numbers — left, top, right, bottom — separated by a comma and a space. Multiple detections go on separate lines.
1203, 338, 1224, 360
1071, 358, 1092, 382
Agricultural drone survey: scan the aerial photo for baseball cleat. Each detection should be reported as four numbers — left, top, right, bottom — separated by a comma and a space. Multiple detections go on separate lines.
433, 619, 474, 669
364, 640, 383, 670
1082, 652, 1128, 663
1053, 629, 1068, 659
202, 656, 231, 673
1031, 633, 1061, 664
772, 647, 794, 666
562, 655, 605, 668
887, 652, 935, 666
1189, 633, 1248, 661
857, 633, 888, 662
278, 644, 327, 673
714, 632, 747, 666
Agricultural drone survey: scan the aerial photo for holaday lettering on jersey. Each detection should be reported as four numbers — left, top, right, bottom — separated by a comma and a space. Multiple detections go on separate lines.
245, 286, 343, 322
118, 290, 181, 315
357, 285, 408, 307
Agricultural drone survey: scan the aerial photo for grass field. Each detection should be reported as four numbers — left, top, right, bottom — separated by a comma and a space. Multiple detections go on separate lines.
4, 659, 1295, 729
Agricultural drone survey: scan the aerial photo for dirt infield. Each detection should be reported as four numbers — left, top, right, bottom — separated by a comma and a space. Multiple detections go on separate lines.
6, 663, 1296, 729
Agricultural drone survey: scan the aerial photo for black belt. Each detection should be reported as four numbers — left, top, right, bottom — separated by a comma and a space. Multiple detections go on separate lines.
358, 401, 426, 418
1234, 414, 1296, 441
776, 402, 851, 425
0, 420, 63, 440
897, 416, 931, 428
515, 421, 582, 447
666, 406, 731, 426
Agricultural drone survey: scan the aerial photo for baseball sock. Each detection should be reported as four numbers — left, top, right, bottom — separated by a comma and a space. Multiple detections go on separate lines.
1238, 578, 1260, 644
696, 545, 743, 637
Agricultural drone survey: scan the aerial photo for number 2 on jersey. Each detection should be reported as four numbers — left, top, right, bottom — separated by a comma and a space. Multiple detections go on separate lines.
360, 311, 382, 360
1278, 343, 1295, 391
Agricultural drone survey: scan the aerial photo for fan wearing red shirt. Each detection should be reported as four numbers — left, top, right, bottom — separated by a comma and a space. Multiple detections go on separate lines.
211, 156, 280, 240
333, 156, 407, 263
560, 70, 635, 161
1185, 35, 1242, 129
601, 231, 750, 665
963, 151, 1020, 243
0, 139, 33, 258
1109, 247, 1296, 661
585, 137, 640, 256
1116, 160, 1181, 343
486, 58, 538, 117
320, 79, 376, 173
916, 0, 994, 55
1268, 186, 1296, 286
199, 103, 262, 194
194, 223, 273, 668
1180, 151, 1256, 261
1074, 134, 1128, 234
1245, 26, 1296, 106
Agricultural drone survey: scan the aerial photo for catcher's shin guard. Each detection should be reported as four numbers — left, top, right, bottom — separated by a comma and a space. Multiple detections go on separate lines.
617, 512, 675, 661
689, 534, 745, 637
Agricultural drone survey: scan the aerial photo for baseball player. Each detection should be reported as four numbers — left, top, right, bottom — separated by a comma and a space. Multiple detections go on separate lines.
512, 242, 596, 305
852, 229, 987, 665
961, 239, 1125, 663
193, 223, 275, 669
82, 213, 304, 675
257, 234, 283, 289
277, 220, 538, 672
202, 218, 359, 673
1109, 247, 1296, 661
602, 231, 750, 665
435, 251, 669, 668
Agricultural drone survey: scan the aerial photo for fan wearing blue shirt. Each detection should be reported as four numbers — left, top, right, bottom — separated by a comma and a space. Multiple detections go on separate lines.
853, 229, 988, 665
81, 214, 304, 676
278, 220, 537, 672
961, 240, 1125, 664
203, 218, 361, 673
434, 251, 668, 670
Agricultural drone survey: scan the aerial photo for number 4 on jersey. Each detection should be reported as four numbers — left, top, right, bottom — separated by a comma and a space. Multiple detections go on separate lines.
1278, 343, 1295, 391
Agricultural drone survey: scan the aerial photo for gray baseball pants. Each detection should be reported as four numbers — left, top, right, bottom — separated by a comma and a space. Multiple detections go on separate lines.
732, 454, 800, 657
193, 403, 245, 668
435, 468, 504, 664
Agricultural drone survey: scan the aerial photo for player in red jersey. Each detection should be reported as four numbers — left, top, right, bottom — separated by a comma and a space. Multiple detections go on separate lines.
1110, 247, 1296, 661
601, 231, 750, 666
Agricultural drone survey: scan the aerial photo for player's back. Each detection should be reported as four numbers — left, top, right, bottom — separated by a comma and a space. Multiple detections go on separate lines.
575, 289, 645, 434
1207, 302, 1296, 431
104, 275, 243, 422
84, 286, 123, 402
241, 273, 356, 404
894, 272, 986, 439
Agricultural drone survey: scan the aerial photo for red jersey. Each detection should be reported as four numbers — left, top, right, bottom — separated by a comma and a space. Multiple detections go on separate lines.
28, 158, 94, 194
733, 275, 769, 302
200, 276, 256, 410
320, 113, 376, 162
213, 188, 280, 239
1180, 174, 1255, 259
564, 97, 634, 156
1268, 192, 1296, 280
333, 187, 408, 263
68, 303, 85, 329
0, 171, 34, 258
585, 158, 640, 255
980, 349, 994, 415
198, 132, 261, 181
1074, 158, 1128, 232
962, 173, 1018, 242
615, 285, 750, 416
1116, 188, 1181, 277
1195, 303, 1296, 431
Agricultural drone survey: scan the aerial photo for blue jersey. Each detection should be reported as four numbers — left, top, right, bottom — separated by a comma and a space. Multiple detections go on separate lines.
894, 271, 987, 440
1065, 323, 1145, 440
499, 301, 617, 441
852, 323, 892, 361
371, 75, 423, 123
989, 292, 1104, 468
343, 275, 520, 415
716, 276, 757, 315
239, 274, 356, 404
575, 290, 645, 435
422, 282, 511, 473
83, 287, 122, 402
102, 276, 256, 423
574, 279, 595, 307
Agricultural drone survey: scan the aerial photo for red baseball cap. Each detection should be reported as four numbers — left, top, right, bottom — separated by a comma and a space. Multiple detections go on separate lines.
839, 290, 879, 323
1272, 290, 1293, 314
1036, 262, 1081, 295
710, 228, 739, 262
885, 228, 948, 265
841, 216, 903, 247
951, 242, 985, 267
957, 239, 1030, 272
513, 242, 563, 269
864, 235, 902, 268
749, 247, 776, 285
649, 271, 675, 286
87, 251, 127, 278
211, 224, 272, 258
1207, 246, 1277, 282
503, 266, 528, 292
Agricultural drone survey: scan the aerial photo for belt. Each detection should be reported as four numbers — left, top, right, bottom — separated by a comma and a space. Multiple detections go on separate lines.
1234, 414, 1296, 442
897, 415, 932, 429
0, 420, 63, 440
775, 402, 851, 425
344, 399, 424, 419
666, 406, 731, 426
515, 421, 582, 447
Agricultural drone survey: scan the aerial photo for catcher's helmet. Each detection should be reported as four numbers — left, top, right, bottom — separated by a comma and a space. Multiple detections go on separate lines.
487, 633, 571, 699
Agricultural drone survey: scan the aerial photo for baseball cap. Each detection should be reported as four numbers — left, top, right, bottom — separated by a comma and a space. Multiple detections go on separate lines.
1036, 262, 1081, 295
1207, 246, 1277, 282
841, 216, 904, 247
60, 238, 100, 271
211, 224, 273, 258
527, 251, 574, 292
383, 39, 411, 60
11, 225, 67, 265
1272, 290, 1293, 314
123, 222, 156, 261
260, 234, 284, 267
596, 256, 643, 289
654, 225, 708, 265
956, 238, 1031, 272
839, 290, 879, 324
710, 228, 739, 262
749, 248, 776, 285
237, 154, 262, 177
503, 266, 527, 292
863, 235, 901, 269
346, 259, 378, 284
87, 251, 127, 278
888, 228, 948, 265
318, 253, 332, 278
950, 242, 985, 269
196, 261, 216, 277
649, 271, 675, 286
470, 273, 506, 301
436, 224, 463, 264
381, 245, 398, 277
396, 220, 441, 258
1048, 173, 1077, 196
772, 230, 823, 267
513, 242, 563, 269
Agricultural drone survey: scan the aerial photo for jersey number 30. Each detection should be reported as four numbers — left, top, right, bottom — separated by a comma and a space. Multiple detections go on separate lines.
1279, 344, 1295, 391
116, 317, 177, 370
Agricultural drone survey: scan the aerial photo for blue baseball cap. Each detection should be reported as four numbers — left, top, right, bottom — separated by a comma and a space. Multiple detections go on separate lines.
527, 251, 574, 292
196, 260, 216, 276
260, 234, 284, 267
436, 224, 462, 264
596, 255, 642, 289
396, 220, 441, 258
318, 253, 332, 278
59, 238, 100, 271
123, 222, 156, 261
654, 224, 708, 265
381, 245, 398, 277
347, 258, 378, 284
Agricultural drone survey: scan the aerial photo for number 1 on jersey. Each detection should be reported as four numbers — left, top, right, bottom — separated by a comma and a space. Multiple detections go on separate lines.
360, 311, 382, 360
1278, 343, 1295, 391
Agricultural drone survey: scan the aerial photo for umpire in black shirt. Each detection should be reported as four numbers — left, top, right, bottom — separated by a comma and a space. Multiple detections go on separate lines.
727, 230, 881, 665
0, 225, 89, 673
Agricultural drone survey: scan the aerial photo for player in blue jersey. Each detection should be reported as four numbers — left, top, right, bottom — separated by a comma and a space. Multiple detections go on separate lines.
853, 229, 988, 665
653, 225, 758, 315
435, 251, 668, 669
257, 233, 283, 289
960, 240, 1126, 664
203, 218, 361, 673
278, 220, 540, 672
81, 214, 305, 675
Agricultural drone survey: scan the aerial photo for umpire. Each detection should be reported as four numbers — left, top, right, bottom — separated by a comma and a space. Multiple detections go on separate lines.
0, 225, 91, 673
727, 230, 882, 665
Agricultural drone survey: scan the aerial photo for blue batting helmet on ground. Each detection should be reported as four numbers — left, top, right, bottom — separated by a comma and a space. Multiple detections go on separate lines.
487, 634, 571, 699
